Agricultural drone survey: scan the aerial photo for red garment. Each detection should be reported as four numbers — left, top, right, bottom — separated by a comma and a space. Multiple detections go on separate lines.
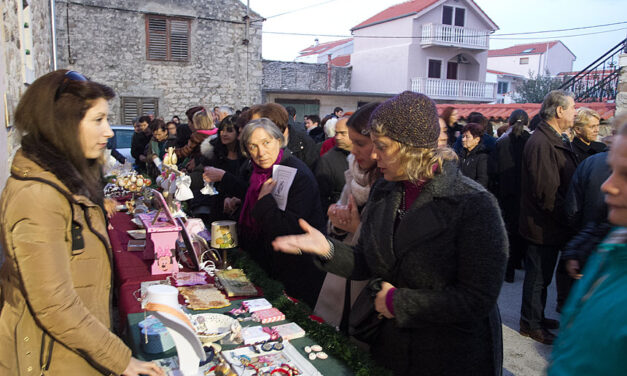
319, 138, 336, 156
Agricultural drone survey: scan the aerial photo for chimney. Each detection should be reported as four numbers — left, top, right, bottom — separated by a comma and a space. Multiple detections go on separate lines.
314, 38, 319, 46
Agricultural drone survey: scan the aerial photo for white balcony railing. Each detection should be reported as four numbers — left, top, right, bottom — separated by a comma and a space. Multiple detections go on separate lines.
412, 77, 496, 101
421, 23, 489, 49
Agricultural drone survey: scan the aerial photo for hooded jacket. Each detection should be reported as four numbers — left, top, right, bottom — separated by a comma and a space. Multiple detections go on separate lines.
0, 150, 131, 375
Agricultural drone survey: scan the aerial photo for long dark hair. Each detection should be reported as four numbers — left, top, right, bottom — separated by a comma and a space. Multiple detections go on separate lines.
440, 106, 456, 126
14, 70, 114, 204
211, 115, 242, 162
508, 109, 529, 137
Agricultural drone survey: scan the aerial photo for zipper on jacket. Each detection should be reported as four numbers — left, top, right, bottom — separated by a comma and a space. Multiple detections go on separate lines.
39, 332, 54, 375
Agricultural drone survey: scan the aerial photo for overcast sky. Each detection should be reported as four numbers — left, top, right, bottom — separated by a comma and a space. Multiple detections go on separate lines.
242, 0, 627, 71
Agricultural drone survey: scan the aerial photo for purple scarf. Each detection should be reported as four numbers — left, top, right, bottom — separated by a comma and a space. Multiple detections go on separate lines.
239, 149, 284, 235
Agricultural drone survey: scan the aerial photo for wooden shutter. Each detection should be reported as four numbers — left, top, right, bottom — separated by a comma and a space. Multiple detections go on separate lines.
141, 98, 159, 117
147, 16, 167, 60
121, 97, 139, 125
170, 19, 189, 61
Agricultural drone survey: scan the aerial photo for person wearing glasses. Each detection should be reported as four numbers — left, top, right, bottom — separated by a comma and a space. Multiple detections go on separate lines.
0, 70, 164, 376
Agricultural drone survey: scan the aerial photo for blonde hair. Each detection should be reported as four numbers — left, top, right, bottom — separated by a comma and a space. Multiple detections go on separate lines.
192, 110, 215, 130
574, 107, 600, 130
371, 123, 457, 183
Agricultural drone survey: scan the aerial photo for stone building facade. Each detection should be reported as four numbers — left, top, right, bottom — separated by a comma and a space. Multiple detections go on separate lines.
263, 60, 351, 92
1, 0, 54, 190
54, 0, 263, 124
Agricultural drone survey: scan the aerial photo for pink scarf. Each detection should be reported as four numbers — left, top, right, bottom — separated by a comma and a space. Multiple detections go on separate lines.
239, 149, 284, 235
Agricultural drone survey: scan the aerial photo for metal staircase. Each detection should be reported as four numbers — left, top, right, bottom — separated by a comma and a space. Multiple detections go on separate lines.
558, 37, 626, 102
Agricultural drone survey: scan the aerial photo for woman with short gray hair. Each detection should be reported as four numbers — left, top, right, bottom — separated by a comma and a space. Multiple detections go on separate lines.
238, 117, 326, 308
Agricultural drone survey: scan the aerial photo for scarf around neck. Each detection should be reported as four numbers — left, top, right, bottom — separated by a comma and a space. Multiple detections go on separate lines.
239, 148, 285, 236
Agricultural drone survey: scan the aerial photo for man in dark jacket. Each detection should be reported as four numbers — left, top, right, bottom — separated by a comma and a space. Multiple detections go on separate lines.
518, 90, 578, 345
304, 115, 325, 143
315, 116, 351, 213
130, 116, 151, 173
571, 107, 608, 164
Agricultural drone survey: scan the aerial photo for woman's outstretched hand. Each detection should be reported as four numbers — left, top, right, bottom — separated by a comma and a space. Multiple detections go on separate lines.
272, 219, 330, 257
122, 357, 165, 376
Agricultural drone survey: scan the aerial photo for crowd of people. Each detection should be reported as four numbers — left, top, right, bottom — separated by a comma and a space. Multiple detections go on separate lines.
0, 69, 624, 375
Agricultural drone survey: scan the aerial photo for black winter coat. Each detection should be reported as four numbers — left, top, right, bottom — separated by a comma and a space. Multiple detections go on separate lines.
458, 143, 489, 187
315, 147, 350, 212
491, 130, 530, 233
565, 151, 610, 230
571, 137, 608, 164
287, 125, 319, 171
244, 150, 326, 308
318, 161, 507, 375
519, 121, 578, 246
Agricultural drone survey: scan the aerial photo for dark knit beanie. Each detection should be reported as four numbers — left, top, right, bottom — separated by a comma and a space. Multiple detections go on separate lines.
369, 91, 440, 148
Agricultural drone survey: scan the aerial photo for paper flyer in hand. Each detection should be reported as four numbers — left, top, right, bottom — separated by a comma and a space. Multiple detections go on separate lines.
271, 165, 297, 211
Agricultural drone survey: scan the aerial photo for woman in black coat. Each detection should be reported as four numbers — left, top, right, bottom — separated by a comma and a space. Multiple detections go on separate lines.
492, 109, 531, 282
238, 117, 326, 308
458, 122, 489, 187
273, 92, 507, 375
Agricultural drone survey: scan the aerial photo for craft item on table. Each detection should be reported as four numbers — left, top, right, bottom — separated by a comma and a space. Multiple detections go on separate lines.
190, 313, 241, 344
174, 174, 194, 201
210, 220, 238, 249
223, 341, 322, 376
136, 280, 171, 309
163, 147, 178, 167
127, 239, 146, 252
177, 218, 211, 271
137, 189, 182, 274
251, 308, 285, 324
110, 171, 149, 194
131, 217, 145, 228
241, 326, 271, 345
178, 284, 230, 310
115, 204, 127, 212
242, 298, 272, 313
271, 322, 306, 341
171, 271, 208, 287
138, 315, 175, 354
144, 285, 206, 376
200, 180, 219, 196
126, 229, 147, 240
215, 269, 258, 297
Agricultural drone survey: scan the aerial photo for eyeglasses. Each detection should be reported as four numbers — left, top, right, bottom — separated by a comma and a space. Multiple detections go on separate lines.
55, 70, 88, 101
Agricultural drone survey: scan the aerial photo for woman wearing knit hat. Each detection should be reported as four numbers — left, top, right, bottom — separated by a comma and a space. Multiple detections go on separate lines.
273, 91, 507, 375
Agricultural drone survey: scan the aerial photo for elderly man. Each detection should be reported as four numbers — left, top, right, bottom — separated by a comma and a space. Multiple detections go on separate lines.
518, 90, 578, 345
571, 107, 608, 164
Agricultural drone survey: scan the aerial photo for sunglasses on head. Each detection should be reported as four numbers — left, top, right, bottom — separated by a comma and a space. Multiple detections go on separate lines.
55, 70, 88, 101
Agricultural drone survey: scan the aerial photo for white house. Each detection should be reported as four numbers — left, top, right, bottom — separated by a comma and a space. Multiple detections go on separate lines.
295, 38, 353, 66
485, 69, 525, 104
487, 40, 576, 79
350, 0, 499, 102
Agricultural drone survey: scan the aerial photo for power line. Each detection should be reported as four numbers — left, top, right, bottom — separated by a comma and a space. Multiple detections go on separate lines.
264, 0, 340, 19
262, 24, 627, 40
492, 21, 627, 36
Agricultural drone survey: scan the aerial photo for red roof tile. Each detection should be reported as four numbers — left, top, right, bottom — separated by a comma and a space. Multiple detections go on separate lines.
488, 41, 561, 57
486, 69, 525, 78
436, 102, 615, 120
298, 38, 353, 57
330, 55, 351, 67
351, 0, 497, 31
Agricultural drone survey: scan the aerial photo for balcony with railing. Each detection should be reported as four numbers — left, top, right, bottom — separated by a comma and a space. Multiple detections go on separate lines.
411, 77, 496, 102
420, 23, 489, 50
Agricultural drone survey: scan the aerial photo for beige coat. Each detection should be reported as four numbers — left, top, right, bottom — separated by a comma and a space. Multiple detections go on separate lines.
0, 150, 131, 375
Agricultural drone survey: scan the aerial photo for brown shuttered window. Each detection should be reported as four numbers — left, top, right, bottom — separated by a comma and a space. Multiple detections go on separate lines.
146, 15, 190, 61
121, 97, 159, 125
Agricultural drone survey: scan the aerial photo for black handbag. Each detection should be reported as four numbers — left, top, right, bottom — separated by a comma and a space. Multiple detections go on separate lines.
348, 277, 383, 344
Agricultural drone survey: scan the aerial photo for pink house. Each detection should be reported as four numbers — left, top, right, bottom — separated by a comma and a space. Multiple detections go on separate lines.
487, 41, 576, 79
350, 0, 499, 102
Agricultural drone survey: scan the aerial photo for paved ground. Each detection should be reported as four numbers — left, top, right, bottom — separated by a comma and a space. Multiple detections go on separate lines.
498, 269, 561, 376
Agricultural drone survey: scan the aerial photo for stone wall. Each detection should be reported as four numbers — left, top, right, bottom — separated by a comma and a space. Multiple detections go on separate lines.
54, 0, 263, 123
1, 0, 53, 191
263, 60, 351, 92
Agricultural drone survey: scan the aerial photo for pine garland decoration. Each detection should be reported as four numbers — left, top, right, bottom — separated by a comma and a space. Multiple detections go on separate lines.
230, 249, 392, 376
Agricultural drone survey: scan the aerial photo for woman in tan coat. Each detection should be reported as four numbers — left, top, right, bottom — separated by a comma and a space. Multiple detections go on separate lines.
0, 70, 163, 375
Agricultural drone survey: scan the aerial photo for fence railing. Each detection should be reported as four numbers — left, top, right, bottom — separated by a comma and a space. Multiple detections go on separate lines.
411, 77, 496, 101
420, 23, 489, 49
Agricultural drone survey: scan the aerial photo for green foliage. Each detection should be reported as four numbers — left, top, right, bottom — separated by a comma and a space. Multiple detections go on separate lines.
231, 249, 392, 376
515, 70, 564, 103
